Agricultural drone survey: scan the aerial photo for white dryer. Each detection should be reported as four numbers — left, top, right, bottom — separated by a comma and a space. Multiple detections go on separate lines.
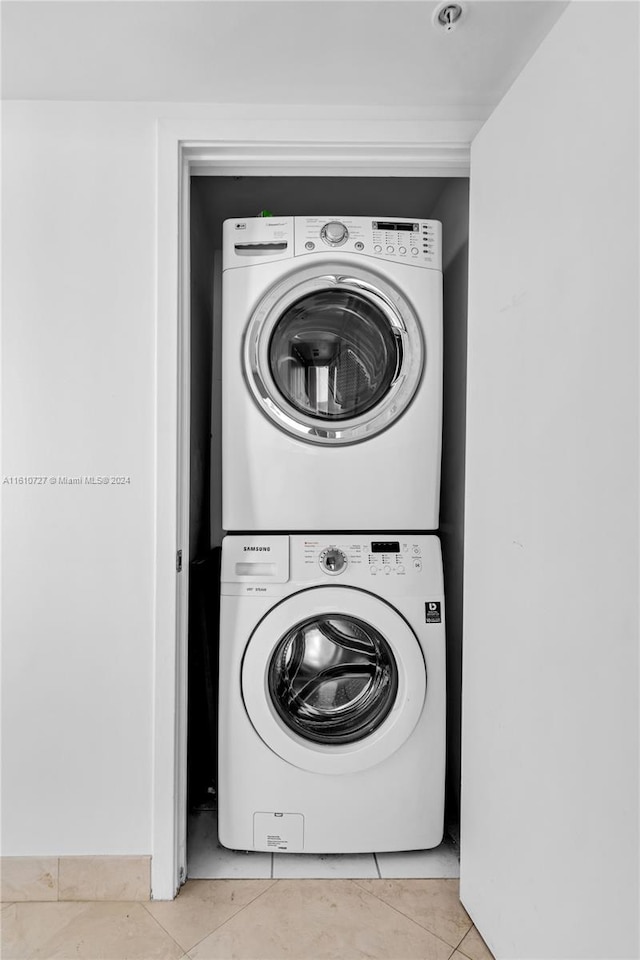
222, 216, 443, 531
218, 533, 446, 854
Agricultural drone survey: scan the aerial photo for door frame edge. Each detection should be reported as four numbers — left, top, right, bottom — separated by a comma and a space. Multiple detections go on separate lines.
152, 121, 472, 900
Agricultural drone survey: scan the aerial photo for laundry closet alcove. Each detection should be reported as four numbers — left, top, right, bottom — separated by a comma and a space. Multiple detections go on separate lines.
153, 126, 473, 900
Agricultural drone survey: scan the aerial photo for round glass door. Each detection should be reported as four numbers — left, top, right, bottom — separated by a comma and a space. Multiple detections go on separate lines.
269, 290, 400, 422
244, 265, 424, 445
268, 614, 398, 745
241, 586, 427, 775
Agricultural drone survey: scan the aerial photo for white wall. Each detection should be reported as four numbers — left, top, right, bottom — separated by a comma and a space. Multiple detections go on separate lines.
461, 2, 639, 957
1, 102, 159, 854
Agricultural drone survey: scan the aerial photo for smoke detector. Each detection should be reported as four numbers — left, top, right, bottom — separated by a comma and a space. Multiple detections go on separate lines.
433, 3, 464, 32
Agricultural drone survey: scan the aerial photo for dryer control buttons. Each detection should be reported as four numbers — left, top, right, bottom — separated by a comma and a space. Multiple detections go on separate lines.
321, 221, 348, 246
319, 547, 348, 575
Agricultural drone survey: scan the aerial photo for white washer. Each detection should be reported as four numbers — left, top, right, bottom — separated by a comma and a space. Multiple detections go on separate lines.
218, 533, 446, 854
222, 216, 443, 531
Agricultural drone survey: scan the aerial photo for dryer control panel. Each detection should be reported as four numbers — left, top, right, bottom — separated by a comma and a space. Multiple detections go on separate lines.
222, 216, 441, 271
295, 216, 441, 270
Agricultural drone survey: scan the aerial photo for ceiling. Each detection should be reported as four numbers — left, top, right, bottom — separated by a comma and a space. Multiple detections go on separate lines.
1, 0, 568, 113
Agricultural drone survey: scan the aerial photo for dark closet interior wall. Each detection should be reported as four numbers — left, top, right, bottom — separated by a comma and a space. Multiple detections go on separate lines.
189, 179, 216, 562
432, 179, 470, 823
187, 180, 219, 806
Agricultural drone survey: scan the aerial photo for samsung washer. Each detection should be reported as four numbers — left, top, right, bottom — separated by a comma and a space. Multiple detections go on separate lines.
218, 533, 446, 854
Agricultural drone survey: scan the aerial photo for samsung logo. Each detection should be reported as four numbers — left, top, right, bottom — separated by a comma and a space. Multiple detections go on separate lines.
244, 546, 271, 552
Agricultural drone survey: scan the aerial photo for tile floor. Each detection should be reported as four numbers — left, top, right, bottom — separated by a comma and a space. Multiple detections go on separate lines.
1, 877, 495, 959
188, 810, 461, 880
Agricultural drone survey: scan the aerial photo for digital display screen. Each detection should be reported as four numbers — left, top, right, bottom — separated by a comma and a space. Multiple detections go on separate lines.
371, 541, 400, 553
373, 221, 417, 233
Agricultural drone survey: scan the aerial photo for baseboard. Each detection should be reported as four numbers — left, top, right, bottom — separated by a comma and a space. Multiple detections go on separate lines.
0, 856, 151, 902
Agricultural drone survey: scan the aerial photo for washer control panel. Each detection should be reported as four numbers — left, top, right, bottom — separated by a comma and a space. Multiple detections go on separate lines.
306, 538, 428, 582
221, 534, 443, 596
295, 216, 441, 270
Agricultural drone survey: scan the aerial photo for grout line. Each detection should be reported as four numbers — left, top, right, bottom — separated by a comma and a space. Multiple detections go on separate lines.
454, 923, 472, 954
139, 901, 189, 957
353, 877, 472, 951
372, 853, 382, 879
351, 879, 460, 955
180, 878, 278, 956
456, 925, 493, 960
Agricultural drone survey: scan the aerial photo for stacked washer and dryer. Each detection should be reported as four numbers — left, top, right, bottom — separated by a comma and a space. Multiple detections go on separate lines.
218, 215, 446, 854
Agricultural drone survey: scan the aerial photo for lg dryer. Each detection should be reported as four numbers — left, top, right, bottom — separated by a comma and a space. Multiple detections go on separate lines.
218, 533, 446, 854
222, 216, 443, 530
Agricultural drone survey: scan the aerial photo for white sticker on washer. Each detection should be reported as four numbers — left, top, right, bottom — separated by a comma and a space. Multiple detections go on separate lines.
253, 812, 304, 852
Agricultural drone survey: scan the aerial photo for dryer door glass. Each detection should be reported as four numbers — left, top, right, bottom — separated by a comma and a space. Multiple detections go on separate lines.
268, 614, 398, 745
268, 290, 401, 421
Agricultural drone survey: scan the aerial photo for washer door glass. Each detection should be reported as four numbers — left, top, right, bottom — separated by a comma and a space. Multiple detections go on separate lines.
244, 267, 424, 445
269, 290, 400, 421
268, 614, 398, 745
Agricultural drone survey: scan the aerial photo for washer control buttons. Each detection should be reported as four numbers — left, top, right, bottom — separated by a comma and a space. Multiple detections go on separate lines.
354, 241, 365, 251
386, 245, 394, 253
305, 241, 315, 250
411, 247, 419, 255
319, 547, 348, 575
399, 246, 407, 255
374, 244, 382, 253
321, 221, 348, 246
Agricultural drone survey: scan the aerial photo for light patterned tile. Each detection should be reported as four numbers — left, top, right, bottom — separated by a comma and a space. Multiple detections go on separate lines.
272, 853, 379, 879
188, 811, 272, 879
354, 877, 472, 948
457, 925, 496, 960
0, 857, 58, 902
0, 900, 184, 959
58, 856, 150, 901
189, 878, 454, 959
144, 879, 274, 952
376, 842, 460, 878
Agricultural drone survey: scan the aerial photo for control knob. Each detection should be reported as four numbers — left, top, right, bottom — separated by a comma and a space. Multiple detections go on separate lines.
319, 547, 348, 575
320, 221, 348, 246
